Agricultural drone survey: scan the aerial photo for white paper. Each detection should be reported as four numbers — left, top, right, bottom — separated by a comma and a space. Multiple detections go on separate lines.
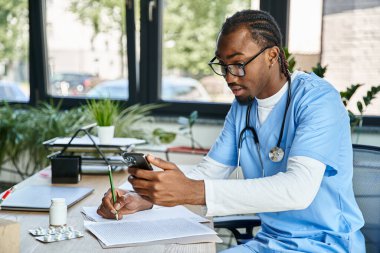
118, 180, 134, 191
81, 205, 209, 223
98, 234, 222, 248
84, 218, 221, 247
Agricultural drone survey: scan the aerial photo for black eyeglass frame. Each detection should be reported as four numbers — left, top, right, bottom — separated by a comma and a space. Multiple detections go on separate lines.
208, 46, 271, 77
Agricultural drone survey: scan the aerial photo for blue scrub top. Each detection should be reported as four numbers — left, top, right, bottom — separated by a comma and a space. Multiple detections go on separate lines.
208, 72, 365, 252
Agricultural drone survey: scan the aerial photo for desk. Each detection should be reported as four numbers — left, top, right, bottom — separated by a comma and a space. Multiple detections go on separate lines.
0, 168, 216, 253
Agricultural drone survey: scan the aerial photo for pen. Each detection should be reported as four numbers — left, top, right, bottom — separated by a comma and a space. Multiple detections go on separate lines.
107, 165, 118, 220
0, 186, 17, 206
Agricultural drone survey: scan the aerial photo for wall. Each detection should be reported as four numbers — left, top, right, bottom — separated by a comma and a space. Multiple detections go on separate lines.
150, 120, 380, 148
322, 0, 380, 115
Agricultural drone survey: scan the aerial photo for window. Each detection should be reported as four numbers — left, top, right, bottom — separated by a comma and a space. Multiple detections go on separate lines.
0, 1, 29, 103
45, 0, 128, 100
24, 0, 380, 125
140, 0, 261, 117
161, 1, 263, 104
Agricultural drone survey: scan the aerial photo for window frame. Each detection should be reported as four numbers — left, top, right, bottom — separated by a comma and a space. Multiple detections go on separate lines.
29, 0, 49, 105
29, 0, 138, 109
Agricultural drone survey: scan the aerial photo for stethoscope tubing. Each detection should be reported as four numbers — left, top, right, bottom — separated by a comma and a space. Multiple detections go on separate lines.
236, 77, 292, 178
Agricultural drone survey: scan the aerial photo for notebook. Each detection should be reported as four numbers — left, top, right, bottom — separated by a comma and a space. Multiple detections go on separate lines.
0, 185, 94, 211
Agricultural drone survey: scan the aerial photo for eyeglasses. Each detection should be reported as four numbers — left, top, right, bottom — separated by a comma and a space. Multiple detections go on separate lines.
208, 46, 270, 77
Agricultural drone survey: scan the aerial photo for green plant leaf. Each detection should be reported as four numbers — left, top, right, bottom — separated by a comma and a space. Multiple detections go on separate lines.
115, 103, 166, 139
311, 63, 327, 78
357, 101, 363, 114
357, 84, 380, 111
0, 101, 93, 177
348, 110, 360, 128
152, 128, 176, 144
189, 111, 198, 127
176, 110, 203, 149
340, 84, 362, 107
86, 99, 120, 126
283, 47, 295, 73
363, 95, 371, 107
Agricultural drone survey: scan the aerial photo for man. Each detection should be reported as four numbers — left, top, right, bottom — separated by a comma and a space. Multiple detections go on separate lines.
98, 10, 365, 252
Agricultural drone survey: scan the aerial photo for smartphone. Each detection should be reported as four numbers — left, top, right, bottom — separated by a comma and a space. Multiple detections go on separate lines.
122, 152, 153, 170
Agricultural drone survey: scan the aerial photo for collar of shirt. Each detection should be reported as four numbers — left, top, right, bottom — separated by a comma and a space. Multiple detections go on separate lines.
256, 71, 301, 124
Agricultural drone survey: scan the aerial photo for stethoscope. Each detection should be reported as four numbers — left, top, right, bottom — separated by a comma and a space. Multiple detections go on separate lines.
237, 78, 291, 177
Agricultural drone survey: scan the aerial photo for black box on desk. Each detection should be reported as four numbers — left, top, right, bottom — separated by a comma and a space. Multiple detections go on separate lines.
51, 156, 81, 183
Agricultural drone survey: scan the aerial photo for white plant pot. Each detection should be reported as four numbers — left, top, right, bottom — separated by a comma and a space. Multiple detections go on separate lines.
97, 126, 115, 144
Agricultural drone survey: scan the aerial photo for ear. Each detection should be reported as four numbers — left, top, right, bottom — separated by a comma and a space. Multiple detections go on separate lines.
267, 46, 280, 67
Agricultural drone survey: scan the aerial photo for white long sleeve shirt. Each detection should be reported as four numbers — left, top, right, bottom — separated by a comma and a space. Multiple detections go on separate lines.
185, 71, 326, 216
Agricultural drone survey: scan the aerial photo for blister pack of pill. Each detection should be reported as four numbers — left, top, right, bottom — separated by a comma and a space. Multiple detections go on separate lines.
29, 225, 84, 243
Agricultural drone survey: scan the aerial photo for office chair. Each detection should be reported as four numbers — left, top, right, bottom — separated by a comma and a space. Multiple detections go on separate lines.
213, 214, 260, 245
352, 144, 380, 253
214, 144, 380, 250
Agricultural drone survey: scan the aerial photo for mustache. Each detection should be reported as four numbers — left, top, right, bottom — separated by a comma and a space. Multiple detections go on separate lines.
228, 82, 246, 88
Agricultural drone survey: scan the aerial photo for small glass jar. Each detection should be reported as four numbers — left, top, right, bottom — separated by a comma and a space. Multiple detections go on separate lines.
49, 198, 67, 226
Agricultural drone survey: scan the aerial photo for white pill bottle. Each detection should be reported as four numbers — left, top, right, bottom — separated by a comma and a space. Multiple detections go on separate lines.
49, 198, 67, 226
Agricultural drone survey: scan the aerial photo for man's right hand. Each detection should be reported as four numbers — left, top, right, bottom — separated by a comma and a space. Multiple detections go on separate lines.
97, 188, 153, 219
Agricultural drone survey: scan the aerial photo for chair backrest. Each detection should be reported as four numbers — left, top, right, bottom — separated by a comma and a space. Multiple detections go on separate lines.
352, 144, 380, 253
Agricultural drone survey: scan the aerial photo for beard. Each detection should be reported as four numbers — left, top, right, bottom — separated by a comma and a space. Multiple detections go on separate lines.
235, 95, 253, 105
228, 83, 252, 105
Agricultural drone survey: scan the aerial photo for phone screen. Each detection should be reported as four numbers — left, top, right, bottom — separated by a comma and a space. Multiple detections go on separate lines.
122, 152, 153, 170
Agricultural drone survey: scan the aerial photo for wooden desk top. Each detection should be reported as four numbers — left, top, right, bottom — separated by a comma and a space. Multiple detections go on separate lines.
0, 168, 215, 253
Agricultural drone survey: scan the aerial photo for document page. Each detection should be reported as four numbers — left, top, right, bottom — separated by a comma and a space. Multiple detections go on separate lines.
82, 205, 209, 223
118, 180, 134, 191
85, 218, 220, 247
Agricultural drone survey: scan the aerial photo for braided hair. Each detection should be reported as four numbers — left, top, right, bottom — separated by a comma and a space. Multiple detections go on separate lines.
221, 10, 290, 81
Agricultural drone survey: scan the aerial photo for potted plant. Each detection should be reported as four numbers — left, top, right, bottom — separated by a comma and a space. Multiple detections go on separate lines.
0, 101, 164, 181
87, 99, 120, 144
160, 110, 209, 155
115, 103, 166, 140
0, 101, 92, 179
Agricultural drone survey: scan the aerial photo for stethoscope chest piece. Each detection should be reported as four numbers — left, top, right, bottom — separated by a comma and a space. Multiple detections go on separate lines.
269, 146, 284, 162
